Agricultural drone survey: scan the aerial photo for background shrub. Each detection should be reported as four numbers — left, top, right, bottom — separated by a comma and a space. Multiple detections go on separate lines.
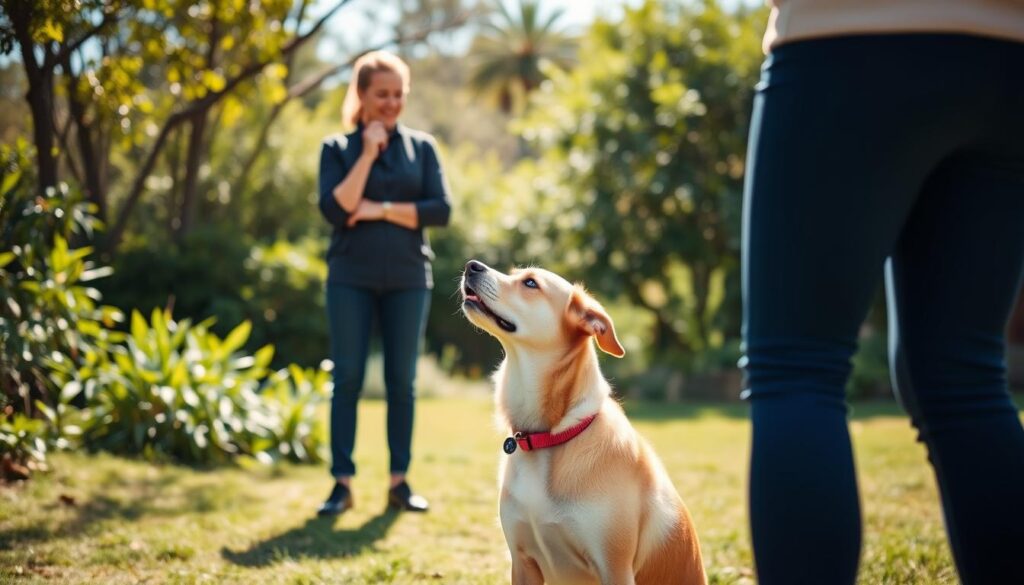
47, 309, 330, 465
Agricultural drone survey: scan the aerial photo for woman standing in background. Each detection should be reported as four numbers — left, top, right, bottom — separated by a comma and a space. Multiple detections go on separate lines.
316, 50, 451, 516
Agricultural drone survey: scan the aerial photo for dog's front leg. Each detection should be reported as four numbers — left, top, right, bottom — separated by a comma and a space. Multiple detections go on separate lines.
596, 530, 639, 585
511, 552, 545, 585
599, 568, 636, 585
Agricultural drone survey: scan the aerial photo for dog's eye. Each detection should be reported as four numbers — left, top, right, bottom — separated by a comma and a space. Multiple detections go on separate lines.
523, 278, 539, 289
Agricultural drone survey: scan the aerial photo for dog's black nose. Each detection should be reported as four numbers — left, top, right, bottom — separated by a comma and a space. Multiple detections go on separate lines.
466, 260, 486, 273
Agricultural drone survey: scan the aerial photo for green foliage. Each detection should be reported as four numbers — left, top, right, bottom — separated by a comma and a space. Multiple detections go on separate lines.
206, 85, 330, 241
424, 145, 563, 374
519, 0, 767, 365
71, 0, 296, 153
848, 326, 893, 400
0, 140, 330, 467
241, 239, 328, 370
0, 0, 112, 54
0, 410, 49, 468
48, 308, 329, 465
100, 232, 327, 369
0, 140, 123, 411
258, 363, 331, 464
98, 226, 253, 341
469, 0, 577, 113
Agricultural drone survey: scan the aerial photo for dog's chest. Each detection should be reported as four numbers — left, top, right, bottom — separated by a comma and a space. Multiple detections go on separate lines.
500, 456, 608, 580
502, 455, 558, 521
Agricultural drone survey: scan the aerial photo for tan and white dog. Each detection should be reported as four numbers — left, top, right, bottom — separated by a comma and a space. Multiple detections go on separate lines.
460, 260, 706, 585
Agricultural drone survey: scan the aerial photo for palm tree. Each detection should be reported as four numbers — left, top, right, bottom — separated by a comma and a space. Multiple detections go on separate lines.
469, 0, 577, 114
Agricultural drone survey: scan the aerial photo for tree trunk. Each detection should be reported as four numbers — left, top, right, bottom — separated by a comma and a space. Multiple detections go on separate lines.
63, 57, 106, 222
27, 74, 59, 193
166, 127, 184, 237
175, 110, 209, 242
11, 3, 59, 194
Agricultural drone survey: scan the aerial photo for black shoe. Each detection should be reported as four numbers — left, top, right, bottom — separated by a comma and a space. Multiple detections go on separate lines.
387, 481, 429, 512
317, 482, 353, 516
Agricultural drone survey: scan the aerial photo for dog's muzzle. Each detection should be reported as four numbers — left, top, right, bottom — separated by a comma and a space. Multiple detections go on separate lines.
461, 260, 517, 333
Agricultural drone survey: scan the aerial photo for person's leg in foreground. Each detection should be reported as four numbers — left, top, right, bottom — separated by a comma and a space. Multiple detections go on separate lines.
378, 288, 431, 511
887, 150, 1024, 583
742, 34, 1024, 584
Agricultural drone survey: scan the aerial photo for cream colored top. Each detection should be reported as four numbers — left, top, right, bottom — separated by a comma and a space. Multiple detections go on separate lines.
764, 0, 1024, 52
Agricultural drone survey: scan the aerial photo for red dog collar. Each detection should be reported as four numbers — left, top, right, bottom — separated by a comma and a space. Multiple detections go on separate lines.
503, 414, 598, 454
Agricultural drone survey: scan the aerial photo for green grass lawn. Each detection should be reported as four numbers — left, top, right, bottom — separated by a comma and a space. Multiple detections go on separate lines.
1, 396, 966, 584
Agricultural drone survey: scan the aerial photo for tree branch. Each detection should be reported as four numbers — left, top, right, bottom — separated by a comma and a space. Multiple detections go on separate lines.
105, 0, 470, 252
51, 3, 125, 68
233, 9, 472, 203
104, 110, 186, 251
54, 104, 83, 186
104, 0, 352, 251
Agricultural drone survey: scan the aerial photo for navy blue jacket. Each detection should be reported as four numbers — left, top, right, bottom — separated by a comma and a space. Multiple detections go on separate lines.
318, 124, 451, 290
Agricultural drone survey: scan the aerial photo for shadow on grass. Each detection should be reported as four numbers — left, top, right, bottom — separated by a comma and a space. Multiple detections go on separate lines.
220, 508, 401, 566
0, 472, 191, 549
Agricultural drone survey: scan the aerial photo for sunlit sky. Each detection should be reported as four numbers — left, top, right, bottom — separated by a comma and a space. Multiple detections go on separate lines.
0, 1, 763, 76
315, 0, 763, 63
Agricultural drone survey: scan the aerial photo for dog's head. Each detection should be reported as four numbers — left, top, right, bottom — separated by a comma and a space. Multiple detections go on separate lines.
460, 260, 624, 358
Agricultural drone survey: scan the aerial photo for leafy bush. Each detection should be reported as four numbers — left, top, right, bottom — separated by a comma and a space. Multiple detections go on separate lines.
47, 309, 329, 465
0, 140, 122, 413
97, 226, 252, 345
100, 232, 328, 369
240, 239, 328, 370
257, 364, 331, 464
847, 325, 892, 400
1, 141, 331, 470
0, 409, 48, 480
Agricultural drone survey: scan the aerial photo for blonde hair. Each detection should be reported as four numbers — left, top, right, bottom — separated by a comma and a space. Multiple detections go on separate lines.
340, 50, 411, 130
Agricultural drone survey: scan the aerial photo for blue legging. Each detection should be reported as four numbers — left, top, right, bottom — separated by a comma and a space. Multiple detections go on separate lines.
326, 284, 430, 478
742, 34, 1024, 584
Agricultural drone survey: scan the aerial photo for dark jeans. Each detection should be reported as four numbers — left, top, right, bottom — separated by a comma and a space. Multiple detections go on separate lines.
326, 283, 430, 478
742, 34, 1024, 584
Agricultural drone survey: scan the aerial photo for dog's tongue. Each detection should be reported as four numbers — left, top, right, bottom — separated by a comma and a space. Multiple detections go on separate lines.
466, 293, 480, 302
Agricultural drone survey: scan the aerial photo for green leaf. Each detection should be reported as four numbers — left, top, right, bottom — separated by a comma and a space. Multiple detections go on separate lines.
80, 266, 114, 281
152, 308, 171, 368
169, 360, 188, 387
34, 400, 56, 423
61, 380, 82, 403
131, 310, 148, 344
51, 236, 69, 272
114, 352, 137, 377
38, 19, 65, 43
252, 345, 275, 370
0, 168, 21, 195
287, 364, 307, 390
221, 320, 252, 356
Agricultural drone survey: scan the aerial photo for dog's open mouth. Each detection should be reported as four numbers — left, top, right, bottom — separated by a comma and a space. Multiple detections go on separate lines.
463, 284, 517, 333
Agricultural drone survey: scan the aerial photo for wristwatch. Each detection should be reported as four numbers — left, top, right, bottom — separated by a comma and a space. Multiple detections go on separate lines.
381, 201, 393, 219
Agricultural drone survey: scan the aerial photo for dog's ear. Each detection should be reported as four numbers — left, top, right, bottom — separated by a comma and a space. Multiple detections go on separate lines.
569, 289, 625, 358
